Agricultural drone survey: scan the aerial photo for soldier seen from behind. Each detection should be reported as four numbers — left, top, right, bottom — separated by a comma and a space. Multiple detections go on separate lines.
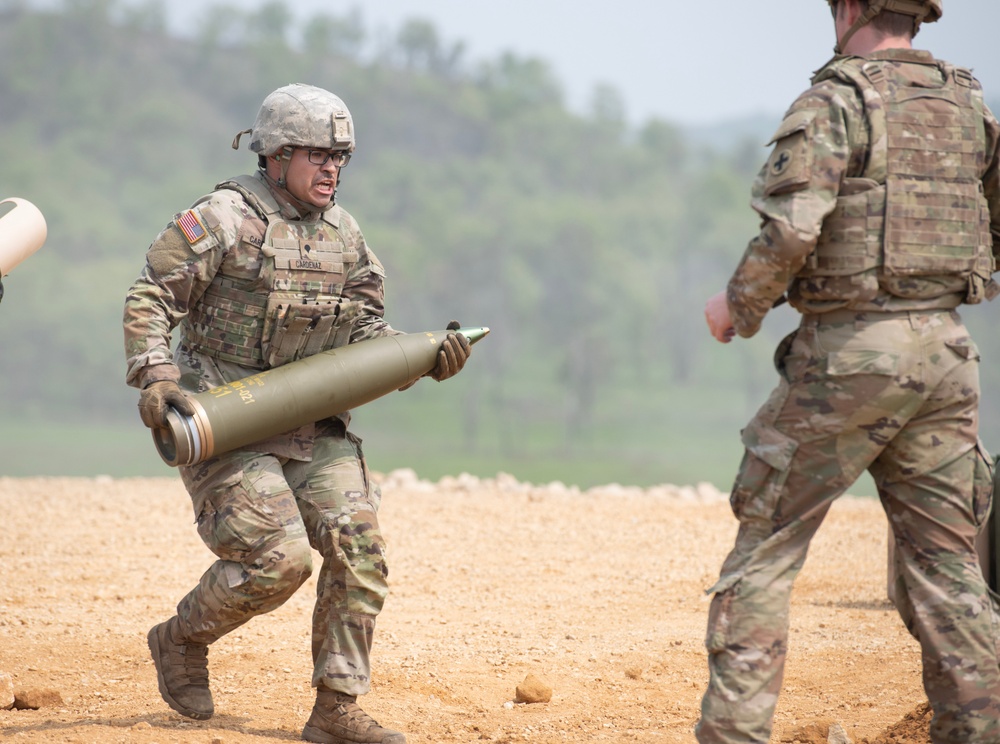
701, 1, 1000, 742
123, 84, 472, 744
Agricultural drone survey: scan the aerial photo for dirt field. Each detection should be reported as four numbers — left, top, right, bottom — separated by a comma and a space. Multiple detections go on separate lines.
0, 473, 935, 743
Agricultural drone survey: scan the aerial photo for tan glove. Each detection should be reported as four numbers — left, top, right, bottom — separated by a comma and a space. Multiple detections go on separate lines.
428, 321, 471, 382
138, 380, 196, 429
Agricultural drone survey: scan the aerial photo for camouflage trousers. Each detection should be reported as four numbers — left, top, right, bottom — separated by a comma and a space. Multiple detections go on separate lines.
696, 310, 1000, 744
173, 426, 388, 696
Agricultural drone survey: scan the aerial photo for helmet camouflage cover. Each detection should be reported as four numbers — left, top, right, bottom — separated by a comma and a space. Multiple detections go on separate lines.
235, 83, 355, 156
825, 0, 942, 24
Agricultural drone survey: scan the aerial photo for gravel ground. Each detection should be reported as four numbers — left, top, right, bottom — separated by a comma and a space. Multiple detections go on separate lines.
0, 474, 932, 743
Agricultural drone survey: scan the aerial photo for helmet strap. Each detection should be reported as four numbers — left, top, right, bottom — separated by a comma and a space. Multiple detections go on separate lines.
834, 0, 926, 53
260, 161, 330, 218
835, 0, 882, 53
275, 145, 294, 189
231, 128, 252, 150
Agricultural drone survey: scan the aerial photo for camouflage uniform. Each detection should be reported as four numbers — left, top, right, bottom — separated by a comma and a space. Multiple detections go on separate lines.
697, 50, 1000, 743
124, 169, 396, 695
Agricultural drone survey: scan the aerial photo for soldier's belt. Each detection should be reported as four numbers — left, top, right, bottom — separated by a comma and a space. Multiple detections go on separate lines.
801, 308, 953, 326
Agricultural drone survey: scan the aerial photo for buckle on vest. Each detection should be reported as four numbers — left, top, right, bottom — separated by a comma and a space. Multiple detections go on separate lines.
954, 68, 974, 89
861, 62, 886, 88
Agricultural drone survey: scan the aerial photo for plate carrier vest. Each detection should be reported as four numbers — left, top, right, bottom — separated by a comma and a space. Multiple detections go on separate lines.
800, 56, 993, 305
184, 174, 363, 370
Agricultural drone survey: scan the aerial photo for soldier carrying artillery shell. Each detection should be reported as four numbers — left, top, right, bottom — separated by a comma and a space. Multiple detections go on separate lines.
124, 84, 472, 744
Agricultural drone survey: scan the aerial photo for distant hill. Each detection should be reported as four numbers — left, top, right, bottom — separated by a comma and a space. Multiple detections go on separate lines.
682, 112, 780, 152
3, 4, 1000, 485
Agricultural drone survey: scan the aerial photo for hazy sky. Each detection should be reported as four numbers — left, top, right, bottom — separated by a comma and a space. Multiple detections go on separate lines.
45, 0, 1000, 126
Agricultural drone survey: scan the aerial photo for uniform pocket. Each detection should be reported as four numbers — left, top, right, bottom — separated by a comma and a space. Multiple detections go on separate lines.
195, 479, 283, 564
731, 419, 799, 522
775, 325, 825, 383
262, 298, 363, 367
704, 587, 736, 653
974, 440, 995, 531
944, 336, 980, 362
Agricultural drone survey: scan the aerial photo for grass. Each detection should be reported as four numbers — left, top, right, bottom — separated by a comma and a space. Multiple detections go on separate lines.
0, 376, 877, 495
0, 401, 743, 488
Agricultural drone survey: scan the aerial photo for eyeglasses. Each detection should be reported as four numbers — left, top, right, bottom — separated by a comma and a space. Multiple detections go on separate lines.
302, 149, 351, 167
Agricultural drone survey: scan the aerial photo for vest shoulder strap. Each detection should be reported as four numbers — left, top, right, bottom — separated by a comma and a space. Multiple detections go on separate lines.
215, 173, 282, 222
811, 57, 887, 181
834, 60, 889, 183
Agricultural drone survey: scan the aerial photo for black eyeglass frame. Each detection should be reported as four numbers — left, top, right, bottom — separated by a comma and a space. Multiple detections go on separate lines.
301, 148, 352, 167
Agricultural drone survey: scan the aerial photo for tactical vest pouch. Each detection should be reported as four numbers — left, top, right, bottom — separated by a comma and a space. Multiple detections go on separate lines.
966, 250, 996, 304
803, 178, 884, 276
185, 280, 268, 367
883, 176, 981, 276
796, 178, 882, 304
262, 298, 363, 368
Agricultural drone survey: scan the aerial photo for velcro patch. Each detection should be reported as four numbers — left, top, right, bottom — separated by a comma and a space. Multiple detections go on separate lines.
176, 210, 207, 245
762, 109, 816, 197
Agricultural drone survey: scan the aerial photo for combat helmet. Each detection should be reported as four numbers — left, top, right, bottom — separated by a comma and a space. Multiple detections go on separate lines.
231, 83, 355, 194
828, 0, 941, 53
232, 83, 355, 156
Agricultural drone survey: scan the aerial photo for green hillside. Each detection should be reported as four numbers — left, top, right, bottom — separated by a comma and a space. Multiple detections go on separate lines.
1, 1, 998, 491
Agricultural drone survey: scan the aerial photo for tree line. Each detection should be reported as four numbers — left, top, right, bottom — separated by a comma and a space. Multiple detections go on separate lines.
2, 0, 999, 486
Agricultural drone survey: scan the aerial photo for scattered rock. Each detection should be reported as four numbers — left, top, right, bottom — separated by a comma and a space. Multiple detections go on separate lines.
132, 722, 152, 731
13, 688, 64, 710
861, 703, 932, 744
0, 672, 14, 710
782, 719, 852, 744
378, 468, 435, 494
515, 673, 552, 704
494, 472, 524, 492
586, 483, 645, 499
828, 723, 852, 744
375, 468, 734, 504
695, 481, 726, 502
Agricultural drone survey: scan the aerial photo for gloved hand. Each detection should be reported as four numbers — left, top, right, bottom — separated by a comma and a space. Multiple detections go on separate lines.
138, 380, 196, 429
428, 320, 471, 382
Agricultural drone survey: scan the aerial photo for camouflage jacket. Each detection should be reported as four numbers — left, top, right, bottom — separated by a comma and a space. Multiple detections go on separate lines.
727, 48, 1000, 338
123, 171, 396, 460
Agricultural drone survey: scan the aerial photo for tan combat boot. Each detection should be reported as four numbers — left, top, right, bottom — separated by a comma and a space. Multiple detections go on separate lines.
302, 689, 406, 743
146, 618, 214, 720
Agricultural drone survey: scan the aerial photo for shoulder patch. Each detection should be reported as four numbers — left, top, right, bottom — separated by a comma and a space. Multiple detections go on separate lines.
176, 210, 207, 245
767, 109, 817, 146
763, 109, 817, 197
366, 246, 387, 277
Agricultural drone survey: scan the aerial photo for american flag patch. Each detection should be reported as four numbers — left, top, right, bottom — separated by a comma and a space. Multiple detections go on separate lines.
177, 210, 207, 244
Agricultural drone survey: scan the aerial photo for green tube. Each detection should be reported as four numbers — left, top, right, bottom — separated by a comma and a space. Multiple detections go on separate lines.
152, 327, 489, 467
